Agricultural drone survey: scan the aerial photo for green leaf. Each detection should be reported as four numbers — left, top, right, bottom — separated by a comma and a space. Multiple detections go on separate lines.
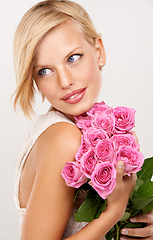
137, 156, 153, 181
137, 181, 153, 197
134, 178, 144, 191
95, 200, 106, 219
94, 206, 102, 219
75, 188, 106, 222
130, 208, 140, 217
120, 212, 130, 221
100, 200, 106, 212
144, 199, 153, 212
85, 188, 97, 200
74, 188, 82, 202
105, 231, 113, 240
74, 198, 100, 222
74, 182, 91, 202
132, 196, 153, 210
130, 178, 144, 200
96, 193, 104, 203
123, 222, 146, 229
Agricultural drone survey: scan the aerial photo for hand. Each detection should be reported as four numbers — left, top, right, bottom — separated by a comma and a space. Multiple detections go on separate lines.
121, 211, 153, 240
106, 161, 136, 220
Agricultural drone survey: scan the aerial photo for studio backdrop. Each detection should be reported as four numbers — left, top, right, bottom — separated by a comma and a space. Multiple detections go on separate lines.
0, 0, 153, 239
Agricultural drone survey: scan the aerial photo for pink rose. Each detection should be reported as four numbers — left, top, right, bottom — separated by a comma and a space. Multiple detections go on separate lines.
61, 161, 87, 188
92, 112, 115, 136
113, 106, 136, 133
90, 162, 117, 199
84, 127, 108, 148
112, 134, 139, 150
115, 146, 144, 174
80, 150, 98, 178
87, 101, 112, 117
95, 139, 115, 162
76, 119, 92, 133
74, 114, 92, 132
75, 136, 90, 163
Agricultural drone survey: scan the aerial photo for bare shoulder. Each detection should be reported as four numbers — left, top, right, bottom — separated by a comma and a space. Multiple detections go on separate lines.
34, 121, 82, 168
21, 122, 82, 239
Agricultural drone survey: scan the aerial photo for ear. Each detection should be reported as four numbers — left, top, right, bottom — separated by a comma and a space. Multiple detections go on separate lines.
95, 37, 106, 69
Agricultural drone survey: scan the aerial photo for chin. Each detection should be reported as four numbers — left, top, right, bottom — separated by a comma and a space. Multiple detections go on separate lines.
74, 101, 96, 116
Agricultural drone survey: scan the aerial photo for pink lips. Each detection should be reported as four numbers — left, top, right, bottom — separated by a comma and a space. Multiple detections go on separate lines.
61, 88, 86, 104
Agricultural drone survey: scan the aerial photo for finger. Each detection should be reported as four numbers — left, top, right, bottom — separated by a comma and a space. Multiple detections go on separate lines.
123, 172, 137, 188
121, 225, 153, 238
131, 212, 153, 224
131, 172, 137, 183
120, 236, 150, 240
115, 161, 124, 184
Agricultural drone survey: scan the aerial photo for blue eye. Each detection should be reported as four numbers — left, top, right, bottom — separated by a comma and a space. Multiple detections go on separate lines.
38, 68, 51, 76
68, 54, 83, 63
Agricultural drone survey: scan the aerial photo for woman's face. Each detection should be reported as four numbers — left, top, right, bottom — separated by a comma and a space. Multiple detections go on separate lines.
33, 20, 105, 118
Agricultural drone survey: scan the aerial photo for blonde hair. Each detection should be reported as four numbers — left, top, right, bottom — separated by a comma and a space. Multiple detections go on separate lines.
13, 0, 100, 117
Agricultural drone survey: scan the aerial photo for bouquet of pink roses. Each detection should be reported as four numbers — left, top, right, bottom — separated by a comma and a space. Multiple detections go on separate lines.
62, 101, 153, 240
62, 101, 143, 197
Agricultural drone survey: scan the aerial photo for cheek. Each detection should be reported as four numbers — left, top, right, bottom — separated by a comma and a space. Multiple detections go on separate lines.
87, 59, 102, 97
36, 80, 56, 100
79, 56, 101, 85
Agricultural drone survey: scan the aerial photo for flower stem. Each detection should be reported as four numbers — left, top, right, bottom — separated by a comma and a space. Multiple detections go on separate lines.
115, 223, 120, 240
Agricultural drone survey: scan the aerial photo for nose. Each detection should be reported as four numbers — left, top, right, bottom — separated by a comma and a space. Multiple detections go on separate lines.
57, 67, 74, 89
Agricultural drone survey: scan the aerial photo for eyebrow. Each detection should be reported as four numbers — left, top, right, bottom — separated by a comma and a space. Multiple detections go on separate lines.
33, 47, 83, 69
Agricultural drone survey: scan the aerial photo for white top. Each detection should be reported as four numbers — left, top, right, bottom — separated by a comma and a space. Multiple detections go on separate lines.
14, 110, 88, 239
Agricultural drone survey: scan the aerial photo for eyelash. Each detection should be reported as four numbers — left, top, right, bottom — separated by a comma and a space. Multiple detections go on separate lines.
38, 68, 51, 76
37, 53, 83, 76
67, 53, 83, 64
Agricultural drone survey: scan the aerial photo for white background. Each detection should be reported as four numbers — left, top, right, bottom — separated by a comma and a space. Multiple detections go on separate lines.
0, 0, 153, 239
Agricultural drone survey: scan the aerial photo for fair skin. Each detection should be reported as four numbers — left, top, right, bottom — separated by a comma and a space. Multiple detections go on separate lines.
19, 20, 153, 239
33, 20, 105, 118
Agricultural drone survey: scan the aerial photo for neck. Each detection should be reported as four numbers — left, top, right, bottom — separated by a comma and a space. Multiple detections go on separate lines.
48, 106, 75, 123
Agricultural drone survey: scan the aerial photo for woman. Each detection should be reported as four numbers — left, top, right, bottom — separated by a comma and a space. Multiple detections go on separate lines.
13, 0, 153, 239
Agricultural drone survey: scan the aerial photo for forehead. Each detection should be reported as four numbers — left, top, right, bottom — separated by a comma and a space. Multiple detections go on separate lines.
35, 20, 93, 64
44, 19, 84, 41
